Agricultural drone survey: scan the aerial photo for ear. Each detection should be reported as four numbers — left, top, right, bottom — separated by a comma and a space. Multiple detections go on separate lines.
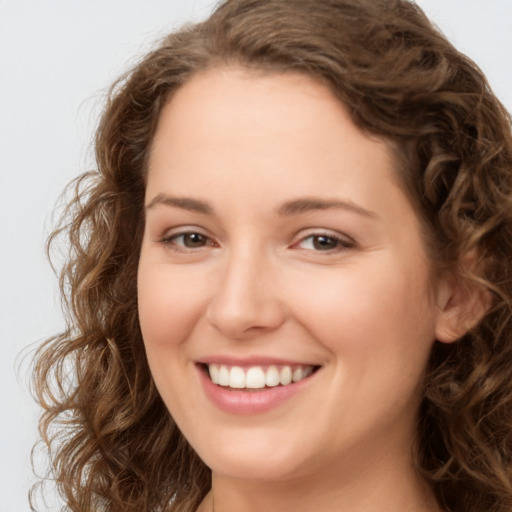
434, 269, 491, 344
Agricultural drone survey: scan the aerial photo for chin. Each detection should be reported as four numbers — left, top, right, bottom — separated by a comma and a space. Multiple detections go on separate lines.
191, 429, 314, 482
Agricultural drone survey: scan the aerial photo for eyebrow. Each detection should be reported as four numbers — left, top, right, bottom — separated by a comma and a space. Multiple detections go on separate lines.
145, 194, 377, 218
145, 194, 213, 214
277, 197, 377, 218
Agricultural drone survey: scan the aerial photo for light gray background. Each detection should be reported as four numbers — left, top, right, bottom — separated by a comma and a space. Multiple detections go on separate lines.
1, 1, 511, 510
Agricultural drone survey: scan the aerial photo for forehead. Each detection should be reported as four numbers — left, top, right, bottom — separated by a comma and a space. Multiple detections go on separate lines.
146, 68, 421, 227
148, 66, 398, 188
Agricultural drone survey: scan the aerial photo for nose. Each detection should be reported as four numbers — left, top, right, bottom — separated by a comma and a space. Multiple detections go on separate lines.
206, 248, 286, 340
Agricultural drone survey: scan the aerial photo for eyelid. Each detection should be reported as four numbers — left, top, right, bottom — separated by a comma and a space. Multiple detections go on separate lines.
159, 226, 218, 251
156, 226, 355, 253
292, 229, 356, 252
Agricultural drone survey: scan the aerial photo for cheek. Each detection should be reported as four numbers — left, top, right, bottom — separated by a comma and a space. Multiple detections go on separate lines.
137, 260, 209, 416
285, 256, 437, 361
287, 258, 437, 433
137, 260, 209, 348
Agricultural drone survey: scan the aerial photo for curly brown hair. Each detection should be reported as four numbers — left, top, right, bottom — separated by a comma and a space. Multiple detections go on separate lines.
32, 0, 512, 511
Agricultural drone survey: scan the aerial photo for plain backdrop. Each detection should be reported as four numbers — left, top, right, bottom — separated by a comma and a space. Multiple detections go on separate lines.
1, 1, 511, 510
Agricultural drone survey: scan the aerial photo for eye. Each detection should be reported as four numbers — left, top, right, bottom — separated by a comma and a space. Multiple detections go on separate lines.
161, 231, 215, 251
296, 233, 355, 252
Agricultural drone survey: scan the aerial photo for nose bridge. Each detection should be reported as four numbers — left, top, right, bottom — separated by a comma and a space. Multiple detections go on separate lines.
206, 241, 285, 338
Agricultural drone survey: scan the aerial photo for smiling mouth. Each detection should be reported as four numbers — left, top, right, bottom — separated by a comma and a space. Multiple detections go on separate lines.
201, 363, 320, 390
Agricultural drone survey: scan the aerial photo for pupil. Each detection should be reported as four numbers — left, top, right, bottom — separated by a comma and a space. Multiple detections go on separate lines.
313, 236, 337, 250
185, 233, 205, 247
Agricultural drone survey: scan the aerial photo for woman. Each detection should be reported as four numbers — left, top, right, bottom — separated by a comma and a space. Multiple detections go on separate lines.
32, 0, 512, 511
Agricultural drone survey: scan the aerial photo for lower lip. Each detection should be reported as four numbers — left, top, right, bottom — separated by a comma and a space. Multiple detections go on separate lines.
197, 365, 316, 415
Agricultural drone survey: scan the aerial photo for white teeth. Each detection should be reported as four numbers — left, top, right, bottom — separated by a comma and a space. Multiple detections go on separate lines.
279, 366, 293, 385
218, 365, 230, 386
265, 366, 280, 387
209, 364, 220, 384
292, 367, 304, 382
246, 367, 266, 388
229, 366, 246, 388
207, 363, 316, 389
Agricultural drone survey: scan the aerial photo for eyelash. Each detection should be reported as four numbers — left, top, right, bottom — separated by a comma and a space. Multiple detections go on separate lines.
294, 232, 356, 252
160, 231, 216, 252
159, 230, 355, 254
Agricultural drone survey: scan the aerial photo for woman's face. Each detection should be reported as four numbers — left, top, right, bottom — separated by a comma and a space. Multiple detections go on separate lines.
138, 67, 450, 482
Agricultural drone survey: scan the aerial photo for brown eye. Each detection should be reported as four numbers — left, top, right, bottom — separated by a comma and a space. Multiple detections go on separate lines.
163, 232, 212, 250
296, 233, 355, 252
312, 235, 340, 251
181, 233, 208, 248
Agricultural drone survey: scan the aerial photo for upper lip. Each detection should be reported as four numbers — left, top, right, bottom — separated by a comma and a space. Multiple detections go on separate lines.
197, 355, 321, 367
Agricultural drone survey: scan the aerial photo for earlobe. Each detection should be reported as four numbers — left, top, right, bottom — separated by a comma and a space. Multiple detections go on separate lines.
435, 273, 491, 344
